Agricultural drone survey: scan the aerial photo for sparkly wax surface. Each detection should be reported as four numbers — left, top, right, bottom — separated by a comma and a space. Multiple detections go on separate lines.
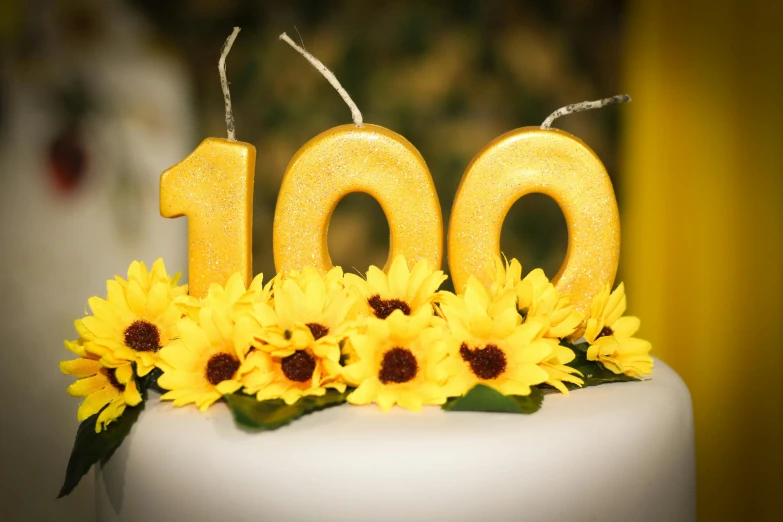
160, 137, 255, 298
448, 127, 620, 316
273, 124, 443, 274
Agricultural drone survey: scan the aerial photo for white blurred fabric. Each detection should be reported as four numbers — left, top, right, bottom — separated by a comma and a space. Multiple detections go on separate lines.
0, 3, 193, 520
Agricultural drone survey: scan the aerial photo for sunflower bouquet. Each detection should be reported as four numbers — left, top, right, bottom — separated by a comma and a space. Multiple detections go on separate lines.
59, 255, 652, 497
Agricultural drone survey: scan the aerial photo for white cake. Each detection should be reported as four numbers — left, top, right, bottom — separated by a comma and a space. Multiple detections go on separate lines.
95, 357, 695, 522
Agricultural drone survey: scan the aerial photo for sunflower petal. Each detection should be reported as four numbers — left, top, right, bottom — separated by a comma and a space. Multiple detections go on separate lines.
365, 266, 390, 296
124, 379, 142, 406
215, 380, 242, 395
125, 280, 148, 315
347, 378, 380, 405
77, 387, 117, 421
605, 283, 627, 325
114, 363, 134, 384
96, 400, 126, 432
67, 374, 107, 397
60, 358, 102, 377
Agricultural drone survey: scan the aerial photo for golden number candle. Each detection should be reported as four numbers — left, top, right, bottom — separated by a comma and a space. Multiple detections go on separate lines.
448, 126, 620, 316
160, 138, 255, 298
273, 124, 442, 274
275, 33, 442, 274
159, 28, 255, 298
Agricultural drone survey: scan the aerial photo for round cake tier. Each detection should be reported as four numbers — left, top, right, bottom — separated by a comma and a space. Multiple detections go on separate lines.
95, 358, 695, 522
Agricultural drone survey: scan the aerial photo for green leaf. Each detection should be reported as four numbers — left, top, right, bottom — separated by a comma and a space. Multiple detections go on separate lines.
566, 345, 640, 387
142, 367, 166, 395
58, 400, 145, 498
559, 338, 589, 353
58, 370, 154, 498
442, 384, 544, 414
225, 389, 349, 431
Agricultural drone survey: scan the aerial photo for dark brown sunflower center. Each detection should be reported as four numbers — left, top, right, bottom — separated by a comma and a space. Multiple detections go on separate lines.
306, 322, 329, 340
597, 326, 614, 339
103, 368, 125, 392
281, 351, 316, 382
460, 343, 507, 380
379, 347, 418, 384
205, 353, 240, 385
368, 295, 411, 319
124, 320, 161, 352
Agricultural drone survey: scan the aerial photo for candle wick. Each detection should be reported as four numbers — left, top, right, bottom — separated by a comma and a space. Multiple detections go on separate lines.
279, 32, 364, 127
541, 94, 631, 130
219, 27, 241, 141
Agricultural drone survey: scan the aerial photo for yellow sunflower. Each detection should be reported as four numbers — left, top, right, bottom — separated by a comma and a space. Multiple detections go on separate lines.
342, 311, 451, 411
535, 334, 583, 394
156, 273, 265, 410
490, 256, 583, 339
241, 267, 352, 405
344, 255, 446, 321
75, 259, 187, 377
175, 270, 271, 321
439, 277, 551, 397
60, 339, 141, 432
584, 283, 653, 377
261, 266, 360, 346
488, 255, 524, 298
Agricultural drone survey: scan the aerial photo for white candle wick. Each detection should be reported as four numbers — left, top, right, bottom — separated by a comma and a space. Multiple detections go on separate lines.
541, 94, 631, 130
280, 32, 364, 127
219, 27, 241, 141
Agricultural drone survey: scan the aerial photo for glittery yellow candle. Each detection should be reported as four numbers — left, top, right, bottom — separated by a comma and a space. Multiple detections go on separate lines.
160, 138, 255, 298
449, 95, 628, 316
159, 28, 255, 298
275, 33, 442, 274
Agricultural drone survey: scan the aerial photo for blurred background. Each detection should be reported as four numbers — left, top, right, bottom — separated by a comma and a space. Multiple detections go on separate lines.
0, 0, 779, 520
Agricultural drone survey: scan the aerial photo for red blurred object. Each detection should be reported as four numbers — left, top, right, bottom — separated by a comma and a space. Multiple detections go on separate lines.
47, 126, 87, 193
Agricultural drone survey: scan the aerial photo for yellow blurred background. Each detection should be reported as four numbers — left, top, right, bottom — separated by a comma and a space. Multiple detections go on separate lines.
0, 0, 780, 520
624, 1, 782, 520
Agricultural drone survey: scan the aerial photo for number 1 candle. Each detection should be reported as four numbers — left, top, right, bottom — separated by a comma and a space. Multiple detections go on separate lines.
448, 96, 629, 316
160, 28, 255, 298
274, 34, 442, 275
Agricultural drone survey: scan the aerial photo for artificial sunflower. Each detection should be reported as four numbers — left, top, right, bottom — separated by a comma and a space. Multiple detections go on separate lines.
344, 255, 446, 321
261, 265, 360, 347
156, 273, 265, 410
584, 283, 653, 377
342, 311, 451, 411
439, 276, 551, 397
488, 255, 524, 298
175, 270, 271, 321
60, 339, 141, 432
535, 335, 583, 394
490, 256, 583, 339
241, 267, 352, 405
75, 259, 187, 377
240, 345, 345, 405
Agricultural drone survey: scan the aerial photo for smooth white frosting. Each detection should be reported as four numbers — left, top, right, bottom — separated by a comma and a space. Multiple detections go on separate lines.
96, 358, 695, 522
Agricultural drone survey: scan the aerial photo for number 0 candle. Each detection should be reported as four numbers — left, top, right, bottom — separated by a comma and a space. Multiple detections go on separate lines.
449, 96, 629, 316
274, 34, 442, 274
160, 28, 255, 298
